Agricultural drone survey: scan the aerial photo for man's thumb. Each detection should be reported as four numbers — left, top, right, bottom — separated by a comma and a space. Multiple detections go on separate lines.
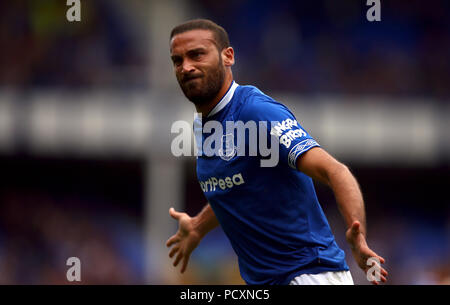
169, 207, 181, 220
351, 221, 361, 235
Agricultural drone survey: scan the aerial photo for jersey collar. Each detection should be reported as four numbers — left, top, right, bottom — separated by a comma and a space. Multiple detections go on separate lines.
207, 81, 239, 118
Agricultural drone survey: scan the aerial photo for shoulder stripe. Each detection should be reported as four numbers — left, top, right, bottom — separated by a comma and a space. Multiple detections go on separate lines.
288, 139, 320, 169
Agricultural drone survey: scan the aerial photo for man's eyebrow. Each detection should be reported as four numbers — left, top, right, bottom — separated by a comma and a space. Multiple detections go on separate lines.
171, 47, 206, 57
187, 47, 207, 54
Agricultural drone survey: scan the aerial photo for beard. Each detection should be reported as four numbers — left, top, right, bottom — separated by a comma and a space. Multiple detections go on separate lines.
177, 58, 225, 106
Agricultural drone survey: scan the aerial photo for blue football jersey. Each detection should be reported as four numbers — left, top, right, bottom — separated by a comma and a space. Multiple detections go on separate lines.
194, 81, 349, 285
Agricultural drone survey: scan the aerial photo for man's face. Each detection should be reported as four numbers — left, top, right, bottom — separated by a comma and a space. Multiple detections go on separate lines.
170, 29, 225, 106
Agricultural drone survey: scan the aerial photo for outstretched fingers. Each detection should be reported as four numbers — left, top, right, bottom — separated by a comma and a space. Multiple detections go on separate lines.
369, 272, 387, 285
167, 206, 194, 274
173, 251, 183, 267
169, 246, 180, 258
364, 253, 388, 284
180, 254, 191, 274
381, 266, 388, 277
166, 234, 179, 247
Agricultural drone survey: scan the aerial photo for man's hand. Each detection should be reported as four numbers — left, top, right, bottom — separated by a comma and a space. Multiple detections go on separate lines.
166, 207, 202, 273
346, 221, 388, 285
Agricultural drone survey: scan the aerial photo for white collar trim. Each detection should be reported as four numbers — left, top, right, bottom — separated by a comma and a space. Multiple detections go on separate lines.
207, 81, 239, 117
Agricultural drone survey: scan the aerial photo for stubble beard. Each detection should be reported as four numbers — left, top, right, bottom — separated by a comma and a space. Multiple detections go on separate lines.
178, 58, 225, 106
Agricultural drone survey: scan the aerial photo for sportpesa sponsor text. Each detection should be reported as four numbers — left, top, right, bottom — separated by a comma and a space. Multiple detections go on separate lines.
199, 173, 245, 193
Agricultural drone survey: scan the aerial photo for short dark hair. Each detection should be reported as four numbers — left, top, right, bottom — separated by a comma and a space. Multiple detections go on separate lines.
170, 19, 230, 51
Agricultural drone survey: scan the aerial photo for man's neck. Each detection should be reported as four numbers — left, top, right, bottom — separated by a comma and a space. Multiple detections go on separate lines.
195, 74, 233, 117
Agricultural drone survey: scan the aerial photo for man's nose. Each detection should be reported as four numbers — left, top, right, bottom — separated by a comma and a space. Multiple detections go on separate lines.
181, 59, 195, 73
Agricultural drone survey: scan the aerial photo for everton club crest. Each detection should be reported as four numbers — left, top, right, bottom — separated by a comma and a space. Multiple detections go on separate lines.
218, 133, 236, 161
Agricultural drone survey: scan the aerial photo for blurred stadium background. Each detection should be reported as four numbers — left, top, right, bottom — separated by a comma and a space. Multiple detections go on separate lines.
0, 0, 449, 285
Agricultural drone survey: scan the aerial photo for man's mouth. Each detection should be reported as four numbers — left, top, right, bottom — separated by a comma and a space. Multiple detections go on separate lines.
183, 75, 202, 83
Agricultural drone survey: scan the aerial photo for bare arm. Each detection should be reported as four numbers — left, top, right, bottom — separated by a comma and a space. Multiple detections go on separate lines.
166, 203, 219, 273
191, 203, 220, 238
297, 147, 366, 236
296, 147, 387, 284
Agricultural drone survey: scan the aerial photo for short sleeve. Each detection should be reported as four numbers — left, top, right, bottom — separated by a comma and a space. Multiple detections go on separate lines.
239, 95, 320, 169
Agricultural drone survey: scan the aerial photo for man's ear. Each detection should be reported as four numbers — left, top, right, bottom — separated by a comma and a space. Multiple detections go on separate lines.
221, 47, 235, 67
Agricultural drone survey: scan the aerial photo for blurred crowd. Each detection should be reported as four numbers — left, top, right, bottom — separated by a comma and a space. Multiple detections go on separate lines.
0, 190, 144, 284
196, 0, 450, 99
0, 0, 448, 285
1, 182, 447, 285
1, 0, 449, 99
0, 0, 148, 89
